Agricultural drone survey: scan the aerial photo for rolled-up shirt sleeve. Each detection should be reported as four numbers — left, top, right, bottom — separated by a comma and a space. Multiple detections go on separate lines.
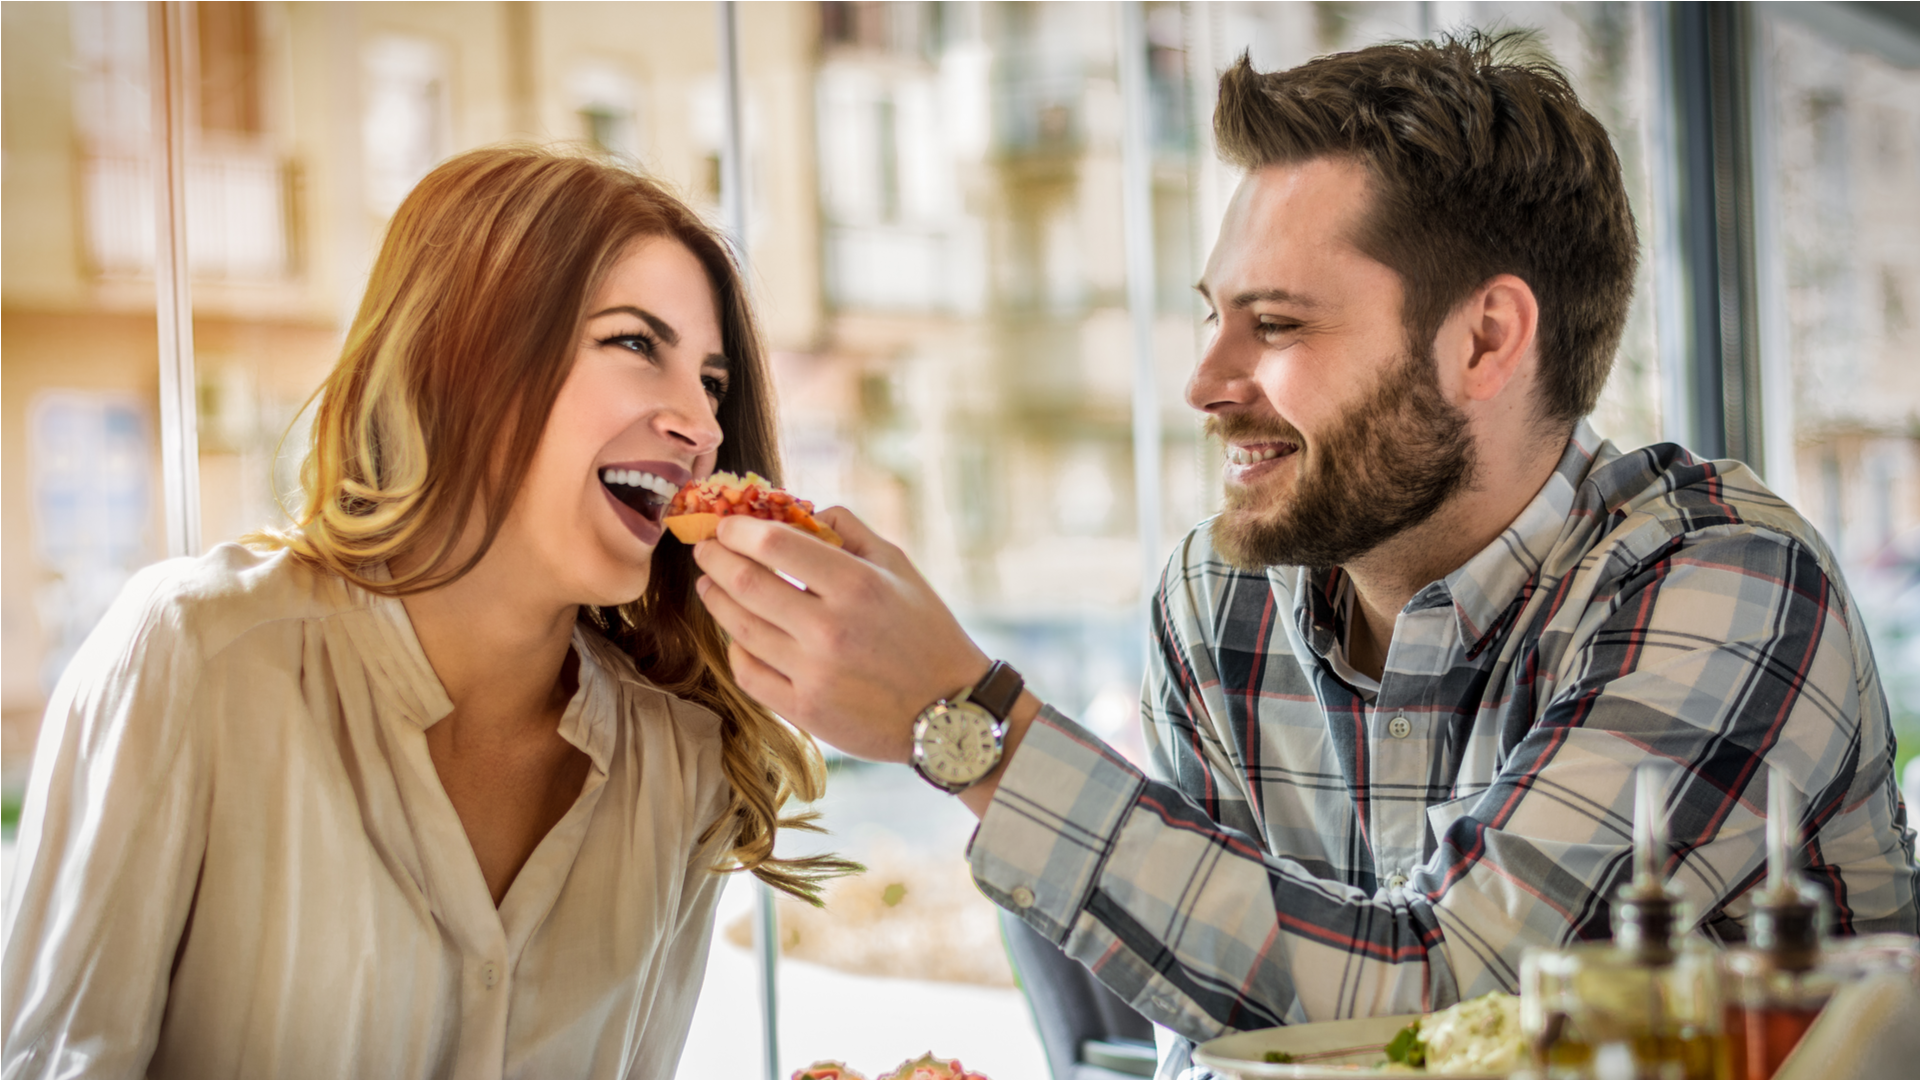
3, 564, 211, 1079
972, 706, 1443, 1038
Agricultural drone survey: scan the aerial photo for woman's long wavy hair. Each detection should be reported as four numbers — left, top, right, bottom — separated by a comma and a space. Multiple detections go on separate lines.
255, 145, 855, 902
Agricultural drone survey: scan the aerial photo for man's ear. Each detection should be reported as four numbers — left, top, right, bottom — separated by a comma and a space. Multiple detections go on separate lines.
1448, 273, 1539, 404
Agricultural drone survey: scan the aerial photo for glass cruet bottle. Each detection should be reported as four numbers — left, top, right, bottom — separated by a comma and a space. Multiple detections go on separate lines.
1523, 763, 1726, 1080
1721, 766, 1834, 1080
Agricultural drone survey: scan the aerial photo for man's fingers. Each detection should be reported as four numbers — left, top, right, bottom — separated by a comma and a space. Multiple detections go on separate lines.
691, 527, 820, 630
813, 506, 913, 574
712, 515, 874, 599
725, 639, 797, 718
693, 564, 806, 675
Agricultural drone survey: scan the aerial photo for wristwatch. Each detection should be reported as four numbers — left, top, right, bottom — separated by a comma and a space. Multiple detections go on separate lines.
909, 661, 1024, 794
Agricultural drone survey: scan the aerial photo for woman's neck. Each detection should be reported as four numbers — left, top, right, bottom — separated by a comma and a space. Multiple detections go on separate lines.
393, 543, 581, 743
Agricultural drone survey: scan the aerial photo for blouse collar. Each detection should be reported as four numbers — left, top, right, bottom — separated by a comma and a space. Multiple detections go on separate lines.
355, 565, 625, 776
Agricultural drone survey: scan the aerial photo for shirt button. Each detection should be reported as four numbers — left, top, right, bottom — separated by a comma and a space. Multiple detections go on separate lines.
481, 962, 500, 988
1387, 715, 1412, 739
1387, 872, 1409, 890
1010, 885, 1036, 909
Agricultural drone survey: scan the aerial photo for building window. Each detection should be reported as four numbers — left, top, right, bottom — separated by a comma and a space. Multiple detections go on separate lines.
196, 1, 262, 137
363, 35, 450, 216
28, 393, 153, 694
570, 63, 642, 160
70, 1, 290, 281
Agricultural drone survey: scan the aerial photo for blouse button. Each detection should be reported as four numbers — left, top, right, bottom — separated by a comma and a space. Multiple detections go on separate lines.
1010, 885, 1036, 909
1387, 715, 1412, 739
481, 962, 500, 988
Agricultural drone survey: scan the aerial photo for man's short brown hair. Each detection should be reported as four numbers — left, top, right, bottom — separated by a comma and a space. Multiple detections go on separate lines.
1215, 32, 1638, 430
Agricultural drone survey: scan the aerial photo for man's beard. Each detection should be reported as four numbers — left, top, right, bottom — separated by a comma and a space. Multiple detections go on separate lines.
1208, 346, 1477, 571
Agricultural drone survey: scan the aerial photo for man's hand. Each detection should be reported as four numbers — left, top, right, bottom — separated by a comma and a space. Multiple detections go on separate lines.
691, 507, 994, 764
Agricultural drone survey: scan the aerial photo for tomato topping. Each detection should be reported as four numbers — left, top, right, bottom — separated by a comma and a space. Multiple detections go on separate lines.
667, 472, 825, 536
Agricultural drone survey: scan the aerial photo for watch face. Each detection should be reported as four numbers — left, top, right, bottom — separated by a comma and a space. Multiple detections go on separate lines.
917, 702, 1000, 786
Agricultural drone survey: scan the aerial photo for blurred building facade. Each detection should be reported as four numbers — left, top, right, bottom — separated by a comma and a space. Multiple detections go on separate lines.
2, 0, 1205, 775
2, 1, 816, 768
1764, 10, 1920, 759
8, 0, 1920, 807
9, 0, 1920, 808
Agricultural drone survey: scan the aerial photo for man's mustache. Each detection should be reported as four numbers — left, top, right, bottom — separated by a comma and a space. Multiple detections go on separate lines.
1204, 413, 1305, 447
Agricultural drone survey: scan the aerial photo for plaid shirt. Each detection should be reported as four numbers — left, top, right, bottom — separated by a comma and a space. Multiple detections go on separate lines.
969, 422, 1918, 1078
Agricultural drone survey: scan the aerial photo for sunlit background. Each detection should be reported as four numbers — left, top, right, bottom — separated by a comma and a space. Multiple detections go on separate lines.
3, 3, 1918, 1079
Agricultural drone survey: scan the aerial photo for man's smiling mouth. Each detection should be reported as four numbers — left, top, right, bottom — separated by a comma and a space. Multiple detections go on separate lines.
601, 467, 678, 523
1227, 441, 1299, 465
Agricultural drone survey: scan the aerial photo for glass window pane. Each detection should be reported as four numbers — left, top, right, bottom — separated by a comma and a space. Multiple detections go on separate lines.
6, 2, 1777, 1074
1758, 10, 1920, 787
3, 0, 168, 845
739, 2, 1118, 1075
741, 3, 1680, 1076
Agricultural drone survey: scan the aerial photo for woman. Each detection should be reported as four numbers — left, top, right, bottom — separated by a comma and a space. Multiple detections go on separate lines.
1, 147, 850, 1078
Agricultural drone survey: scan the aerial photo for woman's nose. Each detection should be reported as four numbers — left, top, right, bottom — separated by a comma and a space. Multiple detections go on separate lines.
655, 378, 724, 456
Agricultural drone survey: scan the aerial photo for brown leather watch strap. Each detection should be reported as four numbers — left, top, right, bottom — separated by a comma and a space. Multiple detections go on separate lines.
968, 661, 1024, 723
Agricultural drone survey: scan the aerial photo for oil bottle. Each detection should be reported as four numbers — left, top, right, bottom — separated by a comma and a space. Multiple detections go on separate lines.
1720, 766, 1834, 1080
1523, 763, 1726, 1080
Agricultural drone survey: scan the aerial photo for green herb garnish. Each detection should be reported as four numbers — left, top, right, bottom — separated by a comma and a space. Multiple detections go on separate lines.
1261, 1050, 1295, 1063
1384, 1022, 1426, 1068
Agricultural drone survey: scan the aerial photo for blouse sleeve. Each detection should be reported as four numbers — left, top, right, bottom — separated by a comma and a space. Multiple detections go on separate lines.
2, 563, 214, 1080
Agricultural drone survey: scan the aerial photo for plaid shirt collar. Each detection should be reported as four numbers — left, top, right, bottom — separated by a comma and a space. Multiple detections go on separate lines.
1283, 420, 1606, 665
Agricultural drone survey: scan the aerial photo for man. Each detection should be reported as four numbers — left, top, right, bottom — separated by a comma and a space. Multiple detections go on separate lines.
692, 34, 1918, 1076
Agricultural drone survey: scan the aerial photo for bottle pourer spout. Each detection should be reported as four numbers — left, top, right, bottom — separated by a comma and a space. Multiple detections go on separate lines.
1614, 761, 1681, 964
1632, 759, 1668, 890
1755, 763, 1821, 972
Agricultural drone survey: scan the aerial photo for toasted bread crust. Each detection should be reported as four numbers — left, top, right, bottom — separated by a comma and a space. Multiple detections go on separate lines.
663, 511, 843, 547
664, 512, 721, 544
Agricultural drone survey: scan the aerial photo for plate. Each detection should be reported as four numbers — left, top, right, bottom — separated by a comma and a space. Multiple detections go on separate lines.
1192, 1014, 1505, 1079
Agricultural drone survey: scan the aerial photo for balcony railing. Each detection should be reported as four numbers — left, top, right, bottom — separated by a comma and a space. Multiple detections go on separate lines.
826, 223, 982, 314
81, 148, 293, 281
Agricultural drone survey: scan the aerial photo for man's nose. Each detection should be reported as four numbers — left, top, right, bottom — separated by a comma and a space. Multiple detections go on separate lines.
1186, 326, 1254, 415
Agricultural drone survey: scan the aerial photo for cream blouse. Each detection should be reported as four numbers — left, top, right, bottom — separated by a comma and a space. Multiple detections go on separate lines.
2, 544, 735, 1080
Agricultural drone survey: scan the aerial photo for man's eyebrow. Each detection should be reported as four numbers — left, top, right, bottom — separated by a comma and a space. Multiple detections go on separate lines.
1191, 284, 1321, 310
587, 304, 680, 347
1226, 288, 1319, 310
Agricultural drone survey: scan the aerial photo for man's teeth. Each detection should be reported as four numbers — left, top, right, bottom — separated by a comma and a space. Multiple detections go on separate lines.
600, 468, 679, 498
1227, 444, 1294, 466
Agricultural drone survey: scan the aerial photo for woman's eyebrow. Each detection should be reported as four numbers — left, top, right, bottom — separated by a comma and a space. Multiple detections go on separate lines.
703, 352, 731, 372
588, 304, 680, 347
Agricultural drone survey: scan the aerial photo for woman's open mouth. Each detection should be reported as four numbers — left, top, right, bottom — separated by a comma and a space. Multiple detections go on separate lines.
601, 467, 678, 522
598, 459, 692, 544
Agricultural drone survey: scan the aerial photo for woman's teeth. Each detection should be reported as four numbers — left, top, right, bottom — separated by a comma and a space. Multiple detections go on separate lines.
1227, 443, 1296, 465
601, 467, 678, 522
601, 468, 679, 499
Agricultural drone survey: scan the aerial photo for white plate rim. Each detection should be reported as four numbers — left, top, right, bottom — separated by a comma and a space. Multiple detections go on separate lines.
1191, 1013, 1506, 1079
